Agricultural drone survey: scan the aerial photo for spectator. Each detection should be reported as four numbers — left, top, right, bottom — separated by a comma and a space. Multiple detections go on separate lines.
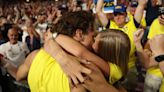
96, 0, 146, 91
25, 26, 41, 52
0, 27, 29, 92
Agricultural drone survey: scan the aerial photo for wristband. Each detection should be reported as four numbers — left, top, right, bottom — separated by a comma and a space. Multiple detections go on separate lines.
155, 55, 164, 62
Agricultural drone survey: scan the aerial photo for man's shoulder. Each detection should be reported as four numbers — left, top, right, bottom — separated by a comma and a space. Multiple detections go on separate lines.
0, 42, 9, 47
150, 18, 163, 29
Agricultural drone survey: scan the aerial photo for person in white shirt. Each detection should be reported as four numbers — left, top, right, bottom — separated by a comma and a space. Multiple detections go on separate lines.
0, 27, 29, 69
0, 27, 30, 92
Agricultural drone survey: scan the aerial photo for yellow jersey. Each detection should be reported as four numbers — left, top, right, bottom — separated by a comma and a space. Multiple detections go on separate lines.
28, 49, 70, 92
148, 18, 164, 92
109, 63, 123, 84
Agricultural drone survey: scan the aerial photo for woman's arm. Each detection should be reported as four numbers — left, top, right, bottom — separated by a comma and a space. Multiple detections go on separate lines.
44, 34, 109, 76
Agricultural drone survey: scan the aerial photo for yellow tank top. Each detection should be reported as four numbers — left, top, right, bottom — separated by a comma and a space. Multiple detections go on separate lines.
109, 63, 123, 84
28, 49, 70, 92
147, 18, 164, 92
109, 18, 137, 69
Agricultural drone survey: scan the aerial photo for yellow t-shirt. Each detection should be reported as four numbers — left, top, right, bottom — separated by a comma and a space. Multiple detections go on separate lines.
109, 18, 137, 69
28, 49, 70, 92
148, 19, 164, 39
147, 18, 164, 92
109, 63, 123, 84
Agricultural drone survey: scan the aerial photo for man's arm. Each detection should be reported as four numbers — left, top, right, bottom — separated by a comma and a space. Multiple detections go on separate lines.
96, 0, 109, 27
134, 0, 147, 24
16, 50, 38, 81
149, 34, 164, 76
159, 61, 164, 76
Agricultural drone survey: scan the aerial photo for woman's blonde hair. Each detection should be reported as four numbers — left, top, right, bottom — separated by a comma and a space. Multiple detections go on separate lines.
97, 29, 130, 76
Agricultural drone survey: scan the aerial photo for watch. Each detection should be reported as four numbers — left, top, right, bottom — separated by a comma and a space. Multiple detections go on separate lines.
52, 32, 58, 40
155, 55, 164, 62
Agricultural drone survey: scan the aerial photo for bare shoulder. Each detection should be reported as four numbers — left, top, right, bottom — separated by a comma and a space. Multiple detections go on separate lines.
25, 50, 40, 67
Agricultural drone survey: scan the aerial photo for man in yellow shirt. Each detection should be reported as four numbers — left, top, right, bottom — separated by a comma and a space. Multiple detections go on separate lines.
128, 0, 147, 28
16, 11, 109, 92
96, 0, 147, 91
134, 9, 164, 92
144, 12, 164, 92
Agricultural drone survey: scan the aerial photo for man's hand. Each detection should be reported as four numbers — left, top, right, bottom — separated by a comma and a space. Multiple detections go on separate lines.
61, 55, 92, 86
82, 63, 108, 92
44, 39, 91, 86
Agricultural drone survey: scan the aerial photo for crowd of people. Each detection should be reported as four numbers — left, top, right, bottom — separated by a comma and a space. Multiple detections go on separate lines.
0, 0, 164, 92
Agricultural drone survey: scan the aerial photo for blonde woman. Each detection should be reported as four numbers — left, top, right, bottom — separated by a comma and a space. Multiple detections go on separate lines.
92, 29, 130, 85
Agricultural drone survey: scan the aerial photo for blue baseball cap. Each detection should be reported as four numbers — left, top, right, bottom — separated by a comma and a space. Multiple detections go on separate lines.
114, 4, 126, 13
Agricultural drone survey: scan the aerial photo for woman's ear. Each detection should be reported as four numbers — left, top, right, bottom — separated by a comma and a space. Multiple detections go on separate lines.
73, 29, 84, 41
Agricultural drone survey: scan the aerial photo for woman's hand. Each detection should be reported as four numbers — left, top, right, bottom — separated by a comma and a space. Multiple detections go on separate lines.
44, 38, 91, 86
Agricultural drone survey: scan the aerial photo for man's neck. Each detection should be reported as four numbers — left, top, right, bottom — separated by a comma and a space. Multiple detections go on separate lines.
10, 41, 17, 45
